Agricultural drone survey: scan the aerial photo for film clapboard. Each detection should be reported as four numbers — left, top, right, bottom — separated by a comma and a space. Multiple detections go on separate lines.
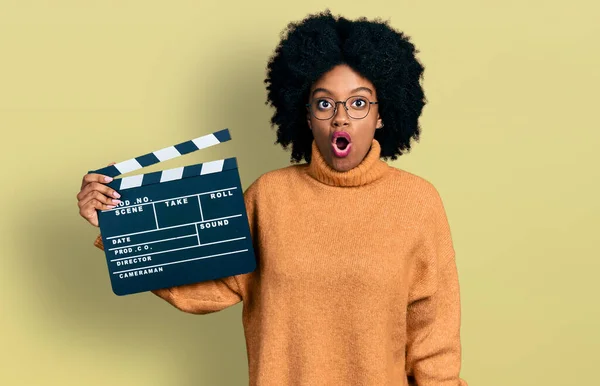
89, 129, 257, 296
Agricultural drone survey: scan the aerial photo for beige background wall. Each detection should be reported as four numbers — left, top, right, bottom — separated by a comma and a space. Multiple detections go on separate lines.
1, 1, 598, 385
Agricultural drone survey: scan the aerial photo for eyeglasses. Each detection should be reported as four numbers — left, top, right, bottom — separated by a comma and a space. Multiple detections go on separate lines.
306, 96, 378, 120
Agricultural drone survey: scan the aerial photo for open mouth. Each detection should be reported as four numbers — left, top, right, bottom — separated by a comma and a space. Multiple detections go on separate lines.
331, 132, 352, 157
335, 136, 349, 150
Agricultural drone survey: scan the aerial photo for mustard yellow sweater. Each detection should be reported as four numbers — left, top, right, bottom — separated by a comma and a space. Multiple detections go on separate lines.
94, 139, 467, 386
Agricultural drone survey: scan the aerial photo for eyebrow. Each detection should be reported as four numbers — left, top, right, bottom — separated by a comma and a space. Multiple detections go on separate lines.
312, 86, 373, 97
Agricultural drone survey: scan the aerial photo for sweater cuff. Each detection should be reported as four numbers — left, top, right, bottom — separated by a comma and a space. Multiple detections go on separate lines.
93, 234, 104, 251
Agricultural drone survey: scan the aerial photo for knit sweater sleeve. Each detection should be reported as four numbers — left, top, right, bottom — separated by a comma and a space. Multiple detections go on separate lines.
92, 178, 260, 315
405, 188, 467, 386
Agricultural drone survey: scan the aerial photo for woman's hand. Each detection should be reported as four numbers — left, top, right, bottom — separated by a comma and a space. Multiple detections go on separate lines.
77, 162, 122, 227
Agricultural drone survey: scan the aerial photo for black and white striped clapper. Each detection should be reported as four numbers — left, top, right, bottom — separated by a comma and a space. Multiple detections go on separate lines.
89, 128, 256, 296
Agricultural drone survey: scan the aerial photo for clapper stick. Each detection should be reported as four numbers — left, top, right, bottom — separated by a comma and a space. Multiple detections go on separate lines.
89, 128, 235, 191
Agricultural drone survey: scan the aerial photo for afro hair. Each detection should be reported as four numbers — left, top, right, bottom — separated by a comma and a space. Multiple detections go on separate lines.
264, 9, 427, 163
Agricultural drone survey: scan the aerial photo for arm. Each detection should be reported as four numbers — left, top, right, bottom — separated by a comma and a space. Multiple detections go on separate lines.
405, 189, 467, 386
93, 178, 261, 315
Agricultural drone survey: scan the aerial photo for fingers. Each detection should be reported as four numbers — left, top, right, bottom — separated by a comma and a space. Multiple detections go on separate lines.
78, 189, 121, 210
77, 180, 121, 204
78, 161, 120, 227
80, 173, 113, 191
80, 161, 116, 190
79, 195, 120, 227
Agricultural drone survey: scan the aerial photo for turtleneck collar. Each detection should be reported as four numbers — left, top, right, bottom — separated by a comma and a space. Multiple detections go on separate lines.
306, 138, 390, 187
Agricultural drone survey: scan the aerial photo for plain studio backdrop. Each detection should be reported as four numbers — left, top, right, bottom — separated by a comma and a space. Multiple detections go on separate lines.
1, 1, 598, 385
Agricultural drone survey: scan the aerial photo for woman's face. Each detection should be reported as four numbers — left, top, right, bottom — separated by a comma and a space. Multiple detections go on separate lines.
307, 64, 382, 172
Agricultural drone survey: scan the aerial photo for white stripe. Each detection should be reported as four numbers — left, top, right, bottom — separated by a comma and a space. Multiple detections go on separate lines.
100, 187, 237, 214
112, 249, 249, 272
200, 159, 224, 175
153, 146, 181, 162
105, 213, 241, 239
110, 236, 245, 261
114, 159, 142, 174
107, 234, 197, 251
120, 175, 144, 189
160, 167, 184, 182
192, 134, 220, 149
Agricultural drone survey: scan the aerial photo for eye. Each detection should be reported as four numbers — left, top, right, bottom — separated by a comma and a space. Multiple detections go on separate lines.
351, 98, 367, 109
317, 99, 333, 110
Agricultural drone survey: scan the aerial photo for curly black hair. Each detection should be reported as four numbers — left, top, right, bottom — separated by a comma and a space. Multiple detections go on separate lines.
264, 9, 426, 163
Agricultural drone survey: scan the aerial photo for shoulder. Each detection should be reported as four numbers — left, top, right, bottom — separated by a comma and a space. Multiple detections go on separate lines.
259, 164, 305, 183
386, 166, 445, 208
243, 164, 305, 198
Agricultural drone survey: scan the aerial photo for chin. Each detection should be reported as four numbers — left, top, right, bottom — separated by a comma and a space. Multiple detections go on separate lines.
329, 157, 356, 172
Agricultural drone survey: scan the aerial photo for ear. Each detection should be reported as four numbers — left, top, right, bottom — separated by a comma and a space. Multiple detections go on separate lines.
307, 112, 313, 131
376, 114, 383, 130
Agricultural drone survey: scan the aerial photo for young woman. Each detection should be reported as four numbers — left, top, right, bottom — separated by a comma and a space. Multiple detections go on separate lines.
77, 10, 467, 386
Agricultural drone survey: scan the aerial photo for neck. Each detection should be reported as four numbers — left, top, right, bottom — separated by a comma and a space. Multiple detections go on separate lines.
306, 139, 390, 187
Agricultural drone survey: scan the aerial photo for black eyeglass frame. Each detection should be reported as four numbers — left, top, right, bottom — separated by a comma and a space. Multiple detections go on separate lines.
305, 95, 379, 120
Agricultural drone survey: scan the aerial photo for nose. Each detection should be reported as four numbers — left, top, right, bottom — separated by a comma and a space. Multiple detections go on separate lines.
332, 102, 349, 127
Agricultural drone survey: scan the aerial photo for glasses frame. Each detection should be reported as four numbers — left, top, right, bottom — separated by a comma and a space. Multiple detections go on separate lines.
305, 95, 379, 120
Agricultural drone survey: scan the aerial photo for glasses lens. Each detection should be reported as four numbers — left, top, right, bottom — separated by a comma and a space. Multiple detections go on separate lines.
311, 97, 336, 120
346, 96, 370, 119
309, 96, 372, 120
